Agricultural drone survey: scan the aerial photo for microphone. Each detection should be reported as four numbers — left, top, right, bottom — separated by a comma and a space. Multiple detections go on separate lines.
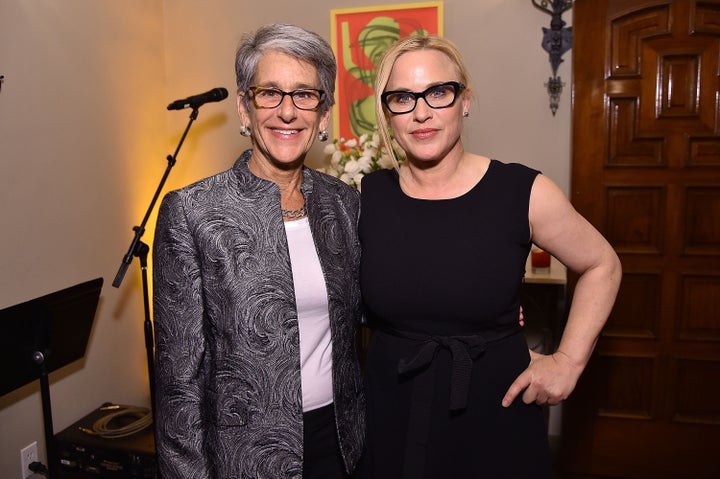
167, 87, 228, 110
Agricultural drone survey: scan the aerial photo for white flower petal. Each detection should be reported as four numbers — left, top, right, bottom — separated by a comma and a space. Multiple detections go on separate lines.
339, 173, 352, 185
344, 159, 362, 175
377, 153, 395, 169
331, 151, 343, 166
352, 172, 365, 186
357, 156, 372, 173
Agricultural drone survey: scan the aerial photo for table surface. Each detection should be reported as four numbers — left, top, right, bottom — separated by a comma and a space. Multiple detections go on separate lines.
524, 253, 567, 285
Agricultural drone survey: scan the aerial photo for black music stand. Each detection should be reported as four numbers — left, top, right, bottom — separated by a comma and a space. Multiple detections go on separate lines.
0, 277, 104, 478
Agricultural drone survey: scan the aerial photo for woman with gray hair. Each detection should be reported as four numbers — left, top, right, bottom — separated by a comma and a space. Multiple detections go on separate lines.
153, 23, 364, 479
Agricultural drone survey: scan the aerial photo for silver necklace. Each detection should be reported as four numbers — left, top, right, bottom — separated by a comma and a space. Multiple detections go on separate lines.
281, 205, 307, 219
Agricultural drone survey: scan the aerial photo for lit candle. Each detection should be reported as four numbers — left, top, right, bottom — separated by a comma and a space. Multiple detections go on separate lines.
531, 248, 551, 273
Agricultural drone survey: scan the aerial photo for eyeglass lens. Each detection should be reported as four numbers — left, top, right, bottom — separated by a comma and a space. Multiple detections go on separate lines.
249, 87, 323, 110
383, 82, 463, 114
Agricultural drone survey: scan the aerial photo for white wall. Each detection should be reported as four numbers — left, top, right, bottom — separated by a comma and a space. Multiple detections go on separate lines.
0, 1, 168, 475
0, 0, 572, 476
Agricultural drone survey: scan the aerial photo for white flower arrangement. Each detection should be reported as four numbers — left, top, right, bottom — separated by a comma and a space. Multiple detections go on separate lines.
320, 128, 404, 189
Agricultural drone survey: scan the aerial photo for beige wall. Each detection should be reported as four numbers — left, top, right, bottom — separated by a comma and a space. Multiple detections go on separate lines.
0, 0, 572, 475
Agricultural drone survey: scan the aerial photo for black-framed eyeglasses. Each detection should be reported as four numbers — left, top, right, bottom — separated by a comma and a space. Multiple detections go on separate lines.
381, 81, 465, 115
246, 86, 325, 111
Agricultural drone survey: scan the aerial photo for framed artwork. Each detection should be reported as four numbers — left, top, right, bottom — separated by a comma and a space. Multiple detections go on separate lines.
330, 2, 443, 141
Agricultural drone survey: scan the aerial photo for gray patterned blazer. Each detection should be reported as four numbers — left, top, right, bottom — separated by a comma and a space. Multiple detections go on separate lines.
152, 150, 365, 478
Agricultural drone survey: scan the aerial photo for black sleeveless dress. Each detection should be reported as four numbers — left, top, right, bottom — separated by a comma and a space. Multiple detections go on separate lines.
358, 160, 553, 479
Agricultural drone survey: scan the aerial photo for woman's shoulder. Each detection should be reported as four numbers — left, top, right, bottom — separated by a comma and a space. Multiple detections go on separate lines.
161, 152, 255, 209
469, 158, 540, 202
307, 168, 359, 196
360, 168, 396, 190
489, 158, 541, 177
163, 167, 234, 203
306, 168, 361, 212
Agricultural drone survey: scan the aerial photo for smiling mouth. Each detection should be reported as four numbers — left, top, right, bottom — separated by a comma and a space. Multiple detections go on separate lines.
271, 128, 301, 136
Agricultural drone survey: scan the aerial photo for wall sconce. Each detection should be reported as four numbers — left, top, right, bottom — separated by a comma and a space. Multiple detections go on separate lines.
532, 0, 573, 115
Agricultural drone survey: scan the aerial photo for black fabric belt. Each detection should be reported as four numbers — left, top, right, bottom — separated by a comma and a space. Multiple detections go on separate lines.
373, 323, 522, 479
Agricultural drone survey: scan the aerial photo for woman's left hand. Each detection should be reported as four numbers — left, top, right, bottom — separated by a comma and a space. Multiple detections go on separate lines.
501, 349, 582, 407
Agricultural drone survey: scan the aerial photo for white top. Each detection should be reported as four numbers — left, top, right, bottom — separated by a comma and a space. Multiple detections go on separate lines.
284, 217, 334, 412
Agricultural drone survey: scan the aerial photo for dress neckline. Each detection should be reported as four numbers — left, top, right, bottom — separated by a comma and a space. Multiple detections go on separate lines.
393, 159, 496, 202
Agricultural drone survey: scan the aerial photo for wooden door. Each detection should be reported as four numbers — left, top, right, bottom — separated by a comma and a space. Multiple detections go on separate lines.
562, 1, 720, 477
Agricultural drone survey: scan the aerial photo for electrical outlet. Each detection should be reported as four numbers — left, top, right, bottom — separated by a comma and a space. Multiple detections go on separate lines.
20, 441, 38, 479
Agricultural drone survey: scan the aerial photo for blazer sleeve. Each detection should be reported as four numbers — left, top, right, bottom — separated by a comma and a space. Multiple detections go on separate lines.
152, 191, 211, 478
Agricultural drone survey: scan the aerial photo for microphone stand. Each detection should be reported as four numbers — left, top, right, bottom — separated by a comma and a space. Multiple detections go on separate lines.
111, 106, 200, 411
34, 349, 58, 478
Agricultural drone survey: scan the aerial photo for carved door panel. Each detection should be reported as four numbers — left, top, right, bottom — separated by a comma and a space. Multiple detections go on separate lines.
563, 1, 720, 477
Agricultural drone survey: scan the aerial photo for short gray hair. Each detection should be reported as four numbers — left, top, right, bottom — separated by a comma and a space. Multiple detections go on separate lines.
235, 24, 336, 114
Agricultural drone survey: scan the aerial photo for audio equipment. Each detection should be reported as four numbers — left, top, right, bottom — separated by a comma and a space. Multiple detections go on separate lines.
55, 403, 157, 478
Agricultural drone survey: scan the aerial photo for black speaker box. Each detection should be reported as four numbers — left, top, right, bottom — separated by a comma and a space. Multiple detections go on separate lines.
54, 403, 157, 478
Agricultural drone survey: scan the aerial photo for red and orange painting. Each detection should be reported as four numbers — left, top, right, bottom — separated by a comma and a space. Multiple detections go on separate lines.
330, 2, 443, 140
